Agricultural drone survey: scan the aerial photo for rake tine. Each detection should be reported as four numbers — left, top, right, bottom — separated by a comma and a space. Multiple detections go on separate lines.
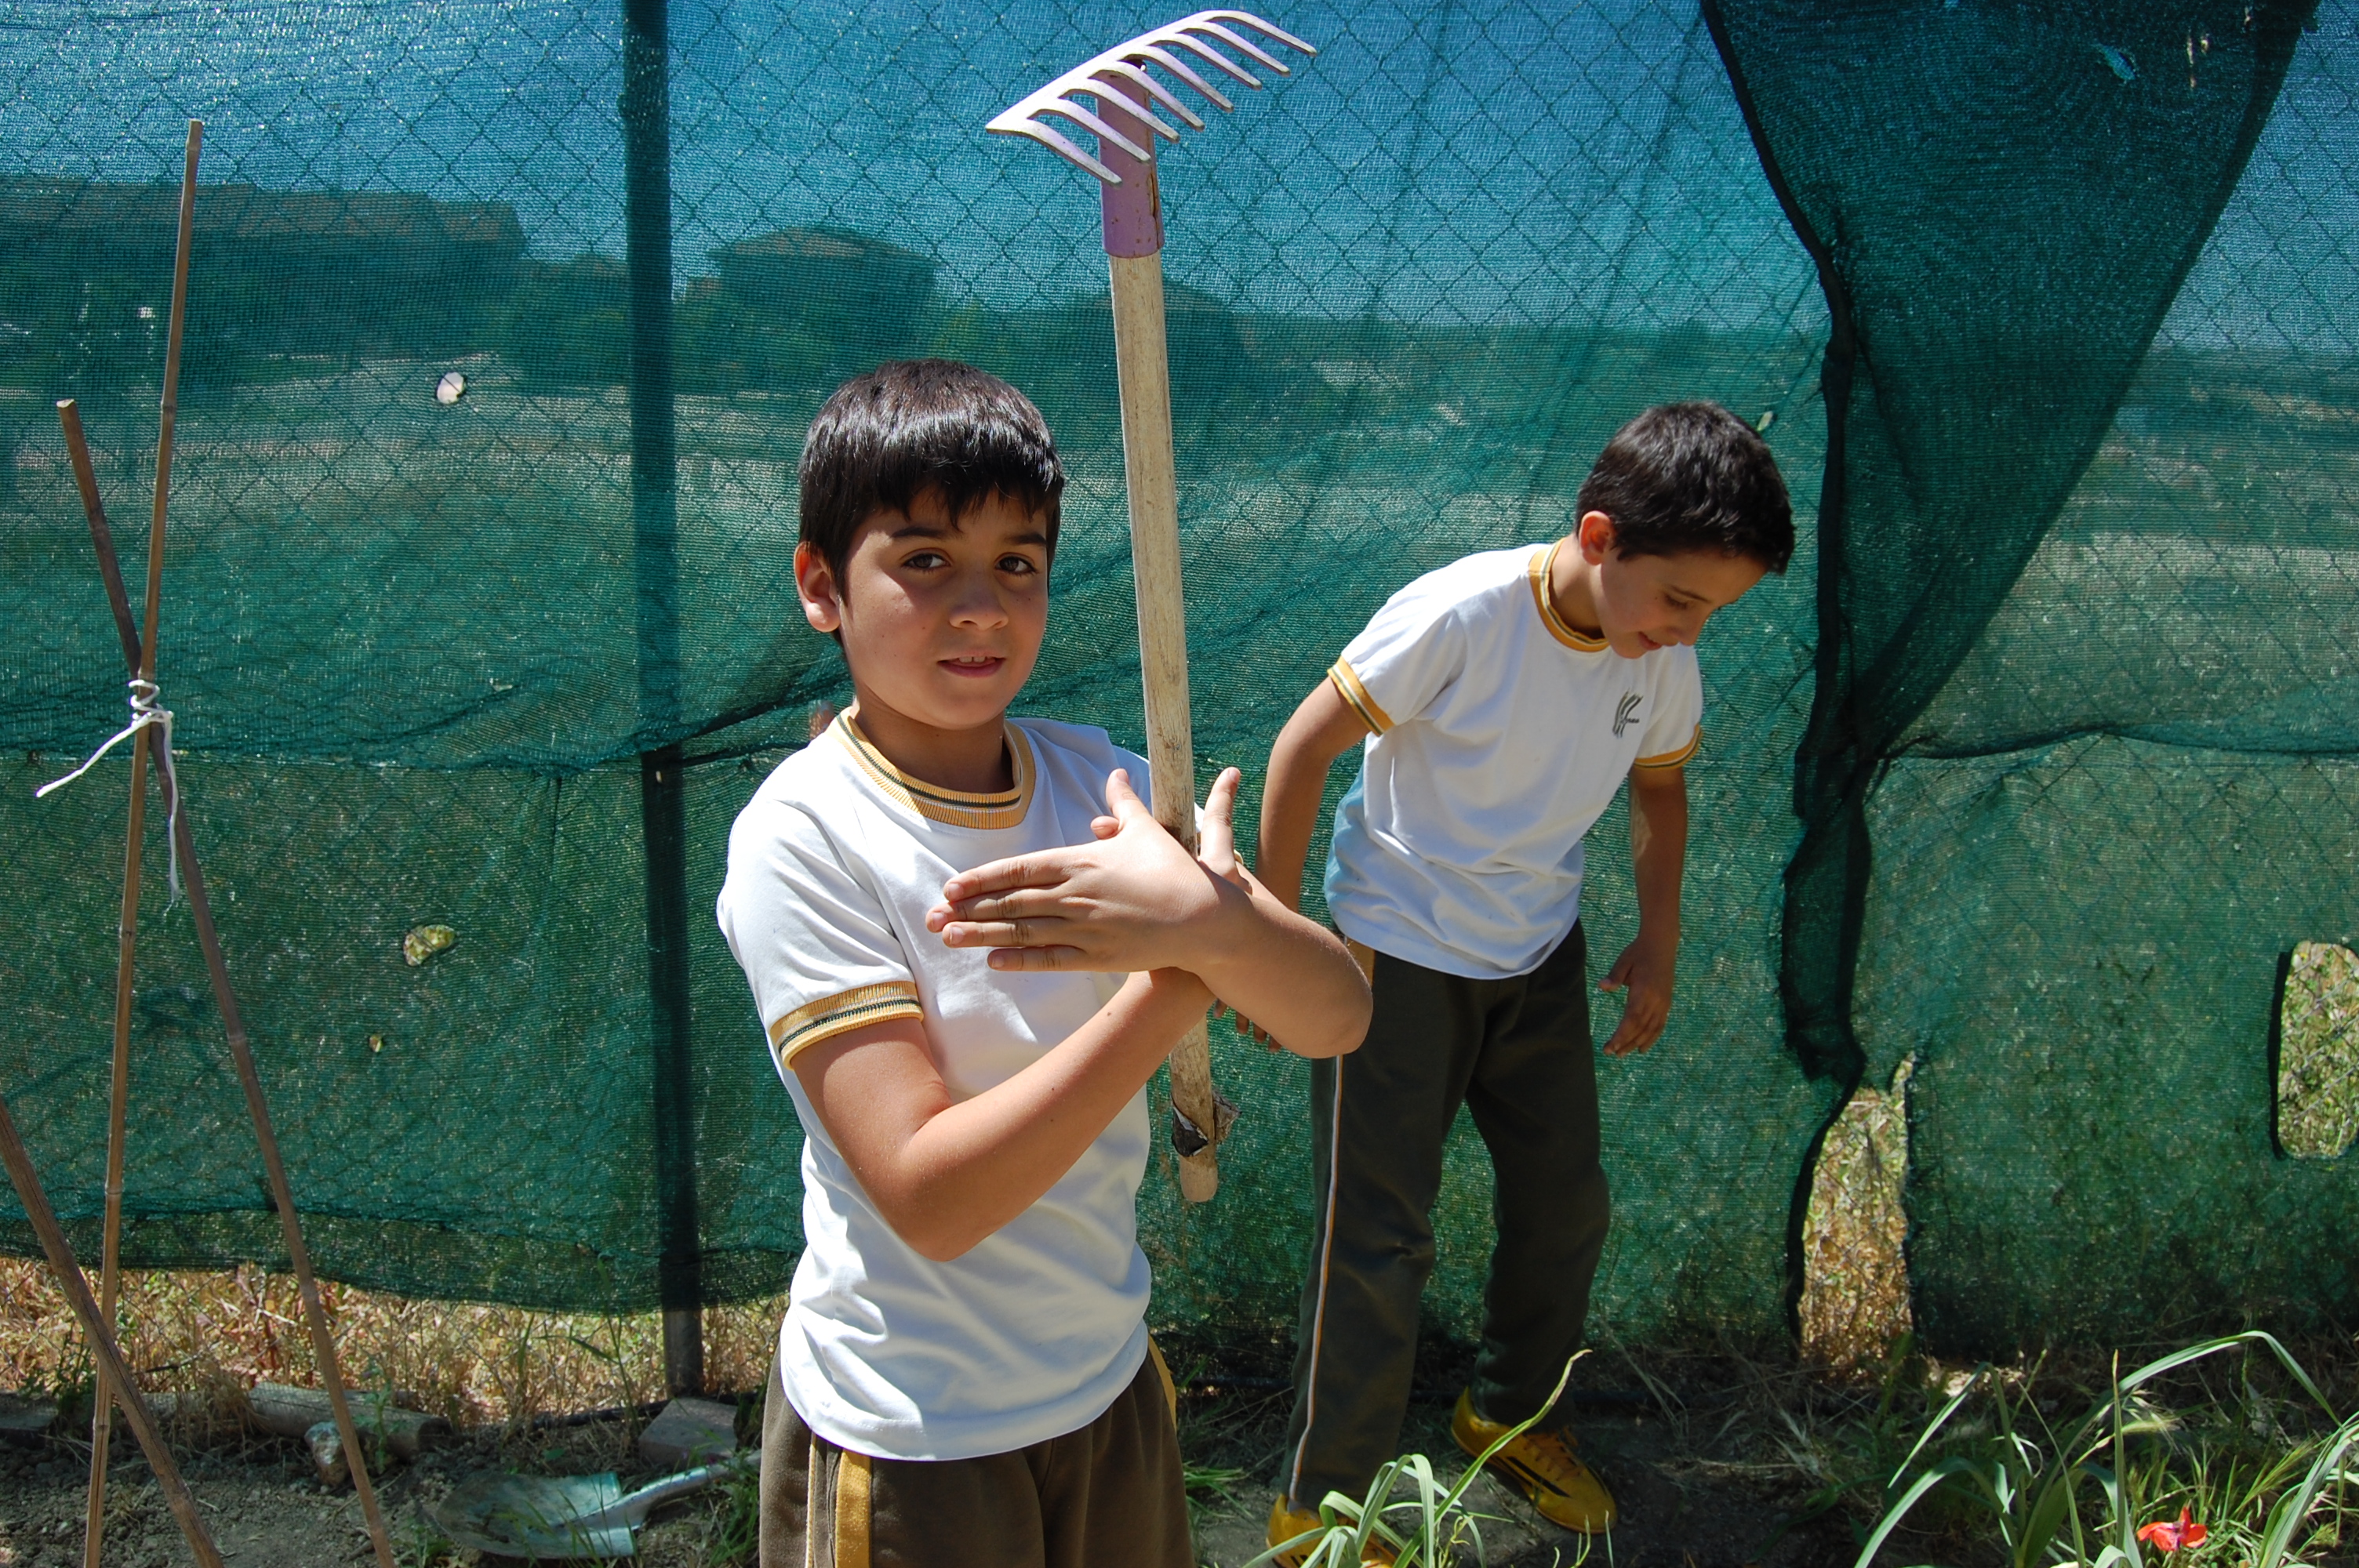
1195, 8, 1318, 57
1184, 19, 1293, 76
1159, 29, 1264, 89
1089, 60, 1203, 131
1122, 45, 1230, 114
1074, 69, 1186, 139
998, 118, 1123, 183
1035, 98, 1154, 162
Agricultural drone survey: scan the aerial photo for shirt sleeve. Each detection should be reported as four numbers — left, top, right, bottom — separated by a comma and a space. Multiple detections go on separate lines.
716, 798, 924, 1072
1327, 577, 1470, 736
1633, 648, 1703, 769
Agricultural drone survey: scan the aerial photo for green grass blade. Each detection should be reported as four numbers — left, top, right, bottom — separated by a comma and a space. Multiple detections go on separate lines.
1892, 1370, 1986, 1488
1853, 1457, 1986, 1568
2255, 1411, 2359, 1567
2117, 1331, 2332, 1418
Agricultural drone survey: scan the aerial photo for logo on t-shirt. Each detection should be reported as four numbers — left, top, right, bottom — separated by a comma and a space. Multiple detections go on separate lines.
1612, 692, 1642, 736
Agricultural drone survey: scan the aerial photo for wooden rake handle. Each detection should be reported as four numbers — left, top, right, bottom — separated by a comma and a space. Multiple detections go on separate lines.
1107, 245, 1229, 1203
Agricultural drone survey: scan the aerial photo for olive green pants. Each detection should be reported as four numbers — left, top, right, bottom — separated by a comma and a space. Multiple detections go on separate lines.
759, 1345, 1188, 1568
1278, 924, 1608, 1508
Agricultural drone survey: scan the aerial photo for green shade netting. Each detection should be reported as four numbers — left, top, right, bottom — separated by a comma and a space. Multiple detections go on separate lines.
2, 0, 2354, 1356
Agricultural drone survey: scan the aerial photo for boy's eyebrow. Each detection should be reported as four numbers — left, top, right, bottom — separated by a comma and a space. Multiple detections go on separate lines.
886, 521, 1052, 548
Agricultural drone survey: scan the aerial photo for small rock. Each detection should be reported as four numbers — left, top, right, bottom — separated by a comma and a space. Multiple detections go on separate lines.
638, 1396, 739, 1470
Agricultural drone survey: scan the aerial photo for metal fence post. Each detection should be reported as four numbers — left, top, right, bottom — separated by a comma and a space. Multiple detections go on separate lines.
620, 0, 702, 1396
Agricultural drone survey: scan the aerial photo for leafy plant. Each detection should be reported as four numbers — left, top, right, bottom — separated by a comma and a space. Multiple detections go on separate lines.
703, 1458, 762, 1566
1854, 1330, 2359, 1567
1246, 1356, 1590, 1568
1187, 1460, 1250, 1518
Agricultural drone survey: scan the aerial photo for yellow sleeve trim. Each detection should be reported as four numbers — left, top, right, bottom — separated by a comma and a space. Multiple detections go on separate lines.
768, 981, 923, 1068
1327, 659, 1394, 735
1634, 728, 1702, 769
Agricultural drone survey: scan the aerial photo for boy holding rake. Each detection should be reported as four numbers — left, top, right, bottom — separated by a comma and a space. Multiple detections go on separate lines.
717, 360, 1369, 1566
1251, 402, 1795, 1557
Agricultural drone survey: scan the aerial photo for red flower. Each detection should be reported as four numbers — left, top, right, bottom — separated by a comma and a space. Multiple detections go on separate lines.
2137, 1507, 2208, 1552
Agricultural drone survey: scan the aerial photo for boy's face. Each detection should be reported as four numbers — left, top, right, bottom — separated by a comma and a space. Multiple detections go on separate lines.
795, 488, 1052, 735
1577, 510, 1768, 659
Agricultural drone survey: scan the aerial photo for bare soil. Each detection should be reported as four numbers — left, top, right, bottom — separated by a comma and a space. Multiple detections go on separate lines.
0, 1369, 1867, 1568
0, 1406, 752, 1568
1179, 1371, 1863, 1568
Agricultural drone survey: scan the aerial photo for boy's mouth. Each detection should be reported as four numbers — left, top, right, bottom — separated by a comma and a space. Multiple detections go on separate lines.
940, 654, 1007, 678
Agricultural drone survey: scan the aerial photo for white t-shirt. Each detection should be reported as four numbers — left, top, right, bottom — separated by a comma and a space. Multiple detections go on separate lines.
715, 710, 1154, 1461
1324, 541, 1702, 980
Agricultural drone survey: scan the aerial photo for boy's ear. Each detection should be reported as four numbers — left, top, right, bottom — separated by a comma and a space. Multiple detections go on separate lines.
794, 539, 844, 634
1576, 510, 1618, 564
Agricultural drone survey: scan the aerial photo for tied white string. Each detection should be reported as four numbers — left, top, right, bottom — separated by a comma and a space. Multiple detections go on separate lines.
36, 677, 184, 905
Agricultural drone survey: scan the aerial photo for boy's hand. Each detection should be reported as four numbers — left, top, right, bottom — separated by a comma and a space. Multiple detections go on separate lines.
1598, 934, 1676, 1056
927, 768, 1247, 975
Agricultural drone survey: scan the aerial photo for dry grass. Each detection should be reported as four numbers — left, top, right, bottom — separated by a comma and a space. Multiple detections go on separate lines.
0, 1258, 787, 1435
0, 1085, 1923, 1442
1799, 1060, 1914, 1372
2281, 940, 2359, 1160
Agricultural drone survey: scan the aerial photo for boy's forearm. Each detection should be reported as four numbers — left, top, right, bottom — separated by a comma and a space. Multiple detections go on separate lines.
1628, 770, 1688, 945
1255, 743, 1323, 916
1189, 879, 1370, 1058
849, 969, 1211, 1261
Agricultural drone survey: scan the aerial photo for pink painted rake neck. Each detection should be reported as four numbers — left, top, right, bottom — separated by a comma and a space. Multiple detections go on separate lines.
1096, 78, 1164, 257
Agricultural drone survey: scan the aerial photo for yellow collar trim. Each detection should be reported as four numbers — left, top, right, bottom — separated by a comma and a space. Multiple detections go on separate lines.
1528, 540, 1608, 652
836, 710, 1035, 830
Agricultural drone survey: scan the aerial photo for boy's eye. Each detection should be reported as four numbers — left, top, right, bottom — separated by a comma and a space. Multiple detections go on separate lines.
903, 550, 948, 570
998, 554, 1041, 576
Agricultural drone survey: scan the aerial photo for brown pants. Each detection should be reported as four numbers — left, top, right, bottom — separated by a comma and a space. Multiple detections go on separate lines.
1281, 924, 1607, 1508
759, 1345, 1190, 1568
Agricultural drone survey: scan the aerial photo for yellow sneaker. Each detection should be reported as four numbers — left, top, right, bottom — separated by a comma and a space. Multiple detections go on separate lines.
1450, 1389, 1618, 1534
1266, 1494, 1398, 1566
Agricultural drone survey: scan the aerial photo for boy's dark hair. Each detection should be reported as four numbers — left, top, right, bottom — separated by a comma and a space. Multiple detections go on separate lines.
1576, 402, 1794, 572
798, 359, 1065, 581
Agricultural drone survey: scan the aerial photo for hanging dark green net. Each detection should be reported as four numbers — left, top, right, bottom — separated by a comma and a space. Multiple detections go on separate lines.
1, 0, 2351, 1356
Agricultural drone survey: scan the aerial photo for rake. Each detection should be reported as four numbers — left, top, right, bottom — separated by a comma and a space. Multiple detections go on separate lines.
988, 9, 1315, 1203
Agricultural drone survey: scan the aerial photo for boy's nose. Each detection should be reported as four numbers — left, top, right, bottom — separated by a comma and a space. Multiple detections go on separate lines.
947, 569, 1011, 626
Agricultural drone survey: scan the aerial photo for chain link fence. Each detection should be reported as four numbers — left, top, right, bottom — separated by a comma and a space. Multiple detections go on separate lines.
1, 0, 2351, 1357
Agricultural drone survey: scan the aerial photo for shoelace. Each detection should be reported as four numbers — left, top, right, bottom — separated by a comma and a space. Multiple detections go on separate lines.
1506, 1427, 1588, 1489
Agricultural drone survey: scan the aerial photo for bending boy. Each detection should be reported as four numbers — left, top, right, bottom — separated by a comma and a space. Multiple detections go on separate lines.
716, 360, 1369, 1568
1256, 403, 1794, 1555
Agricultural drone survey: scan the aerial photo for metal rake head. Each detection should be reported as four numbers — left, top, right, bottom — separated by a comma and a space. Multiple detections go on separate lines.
987, 10, 1316, 185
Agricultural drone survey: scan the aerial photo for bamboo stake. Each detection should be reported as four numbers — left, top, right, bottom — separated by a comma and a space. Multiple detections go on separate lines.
59, 398, 149, 1568
62, 397, 405, 1568
0, 1089, 224, 1568
71, 105, 210, 1561
60, 122, 400, 1568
